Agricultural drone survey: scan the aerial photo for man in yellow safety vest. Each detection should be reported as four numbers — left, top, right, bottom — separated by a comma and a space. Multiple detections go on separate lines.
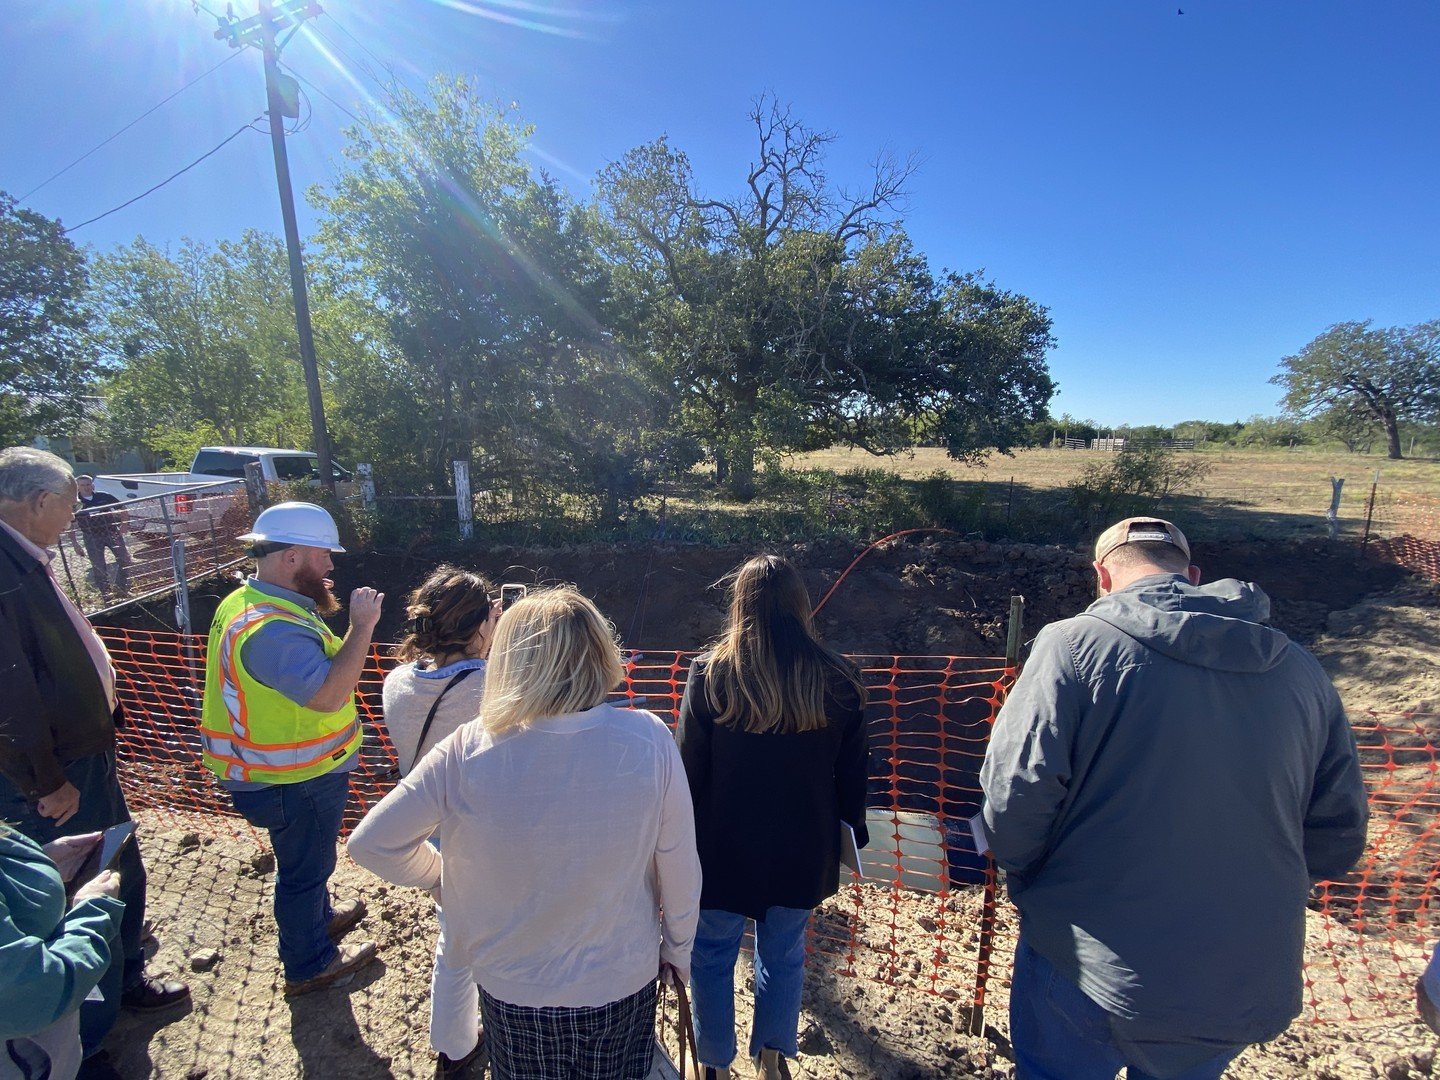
201, 501, 384, 996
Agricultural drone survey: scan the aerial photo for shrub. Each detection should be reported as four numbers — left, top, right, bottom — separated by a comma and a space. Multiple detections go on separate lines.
1068, 447, 1212, 529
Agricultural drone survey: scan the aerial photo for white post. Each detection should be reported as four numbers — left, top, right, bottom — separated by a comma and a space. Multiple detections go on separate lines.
453, 460, 474, 540
1327, 477, 1345, 541
357, 463, 376, 510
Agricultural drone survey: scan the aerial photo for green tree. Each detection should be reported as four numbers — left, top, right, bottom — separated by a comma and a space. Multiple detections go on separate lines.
0, 192, 94, 445
596, 98, 1054, 499
1236, 414, 1309, 449
1272, 320, 1440, 460
311, 76, 670, 517
90, 232, 311, 464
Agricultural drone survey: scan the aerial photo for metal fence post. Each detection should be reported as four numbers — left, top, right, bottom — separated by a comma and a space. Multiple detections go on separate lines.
453, 460, 474, 540
1361, 470, 1380, 552
357, 463, 376, 511
157, 491, 177, 552
969, 594, 1025, 1036
171, 539, 192, 636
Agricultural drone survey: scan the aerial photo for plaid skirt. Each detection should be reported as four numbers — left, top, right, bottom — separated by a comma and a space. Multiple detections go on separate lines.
479, 981, 658, 1080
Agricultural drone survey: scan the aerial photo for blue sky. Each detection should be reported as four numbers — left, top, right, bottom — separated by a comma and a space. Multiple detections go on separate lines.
5, 1, 1437, 427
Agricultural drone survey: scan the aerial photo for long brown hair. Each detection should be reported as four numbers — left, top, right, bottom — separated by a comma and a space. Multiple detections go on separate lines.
704, 555, 864, 733
395, 565, 494, 664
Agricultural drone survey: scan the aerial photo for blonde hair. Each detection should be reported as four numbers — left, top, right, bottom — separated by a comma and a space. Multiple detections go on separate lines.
705, 555, 865, 734
479, 587, 625, 735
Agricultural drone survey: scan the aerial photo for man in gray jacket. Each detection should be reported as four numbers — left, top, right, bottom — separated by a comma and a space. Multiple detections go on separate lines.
981, 516, 1368, 1080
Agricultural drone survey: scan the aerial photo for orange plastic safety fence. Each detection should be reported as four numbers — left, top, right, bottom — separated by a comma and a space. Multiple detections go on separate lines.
100, 627, 1438, 1025
1367, 489, 1440, 583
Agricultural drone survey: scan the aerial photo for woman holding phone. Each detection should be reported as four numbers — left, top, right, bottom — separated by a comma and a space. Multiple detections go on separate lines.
676, 555, 871, 1080
382, 566, 502, 1078
352, 587, 700, 1080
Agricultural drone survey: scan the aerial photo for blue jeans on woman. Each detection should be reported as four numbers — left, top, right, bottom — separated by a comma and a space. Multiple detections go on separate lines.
1010, 938, 1242, 1080
229, 769, 350, 982
689, 906, 811, 1068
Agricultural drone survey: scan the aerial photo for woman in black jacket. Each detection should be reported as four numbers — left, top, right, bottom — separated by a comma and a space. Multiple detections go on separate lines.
676, 555, 870, 1080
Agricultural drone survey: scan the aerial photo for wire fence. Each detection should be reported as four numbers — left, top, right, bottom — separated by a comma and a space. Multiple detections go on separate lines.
1365, 488, 1440, 583
57, 484, 253, 616
100, 626, 1439, 1032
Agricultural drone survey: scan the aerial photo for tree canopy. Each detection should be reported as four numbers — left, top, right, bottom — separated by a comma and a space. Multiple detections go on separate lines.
0, 192, 94, 446
1272, 320, 1440, 459
89, 232, 312, 464
595, 97, 1055, 498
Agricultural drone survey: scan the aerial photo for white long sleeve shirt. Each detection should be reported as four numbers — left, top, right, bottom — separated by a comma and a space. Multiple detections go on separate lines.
347, 703, 701, 1009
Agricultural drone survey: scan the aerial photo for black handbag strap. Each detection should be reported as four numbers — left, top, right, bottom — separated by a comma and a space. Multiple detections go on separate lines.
411, 667, 478, 767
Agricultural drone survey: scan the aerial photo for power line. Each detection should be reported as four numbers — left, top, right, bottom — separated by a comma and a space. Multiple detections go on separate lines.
18, 50, 244, 202
277, 61, 363, 124
323, 13, 393, 79
63, 117, 263, 234
307, 21, 391, 98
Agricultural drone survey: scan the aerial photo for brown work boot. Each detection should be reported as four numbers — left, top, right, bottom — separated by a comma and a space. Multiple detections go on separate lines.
284, 940, 377, 997
327, 897, 368, 939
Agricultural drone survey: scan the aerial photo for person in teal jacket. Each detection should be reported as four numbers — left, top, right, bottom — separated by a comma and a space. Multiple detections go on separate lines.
1, 826, 125, 1080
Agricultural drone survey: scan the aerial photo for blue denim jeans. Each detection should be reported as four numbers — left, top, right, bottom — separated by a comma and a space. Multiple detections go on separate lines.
1010, 939, 1242, 1080
0, 750, 146, 1058
689, 906, 810, 1068
229, 770, 350, 981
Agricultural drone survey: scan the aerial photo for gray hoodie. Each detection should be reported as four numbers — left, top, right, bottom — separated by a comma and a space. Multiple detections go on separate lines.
981, 574, 1368, 1068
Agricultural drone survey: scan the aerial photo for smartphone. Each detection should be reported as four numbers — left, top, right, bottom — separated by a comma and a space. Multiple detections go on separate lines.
66, 821, 137, 899
500, 583, 528, 607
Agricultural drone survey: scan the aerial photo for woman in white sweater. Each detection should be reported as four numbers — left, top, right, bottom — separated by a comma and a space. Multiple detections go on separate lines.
381, 565, 499, 1077
351, 587, 701, 1080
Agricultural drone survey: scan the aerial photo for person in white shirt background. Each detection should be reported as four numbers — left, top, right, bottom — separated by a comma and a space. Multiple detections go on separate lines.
380, 564, 501, 1078
349, 586, 701, 1080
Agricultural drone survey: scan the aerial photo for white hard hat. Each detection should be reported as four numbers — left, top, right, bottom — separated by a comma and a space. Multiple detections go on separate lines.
238, 502, 345, 553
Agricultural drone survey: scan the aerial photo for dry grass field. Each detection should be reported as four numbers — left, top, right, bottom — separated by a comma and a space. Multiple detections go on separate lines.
788, 446, 1440, 541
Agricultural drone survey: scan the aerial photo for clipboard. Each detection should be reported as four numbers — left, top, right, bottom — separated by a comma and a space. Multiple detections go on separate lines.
840, 821, 864, 879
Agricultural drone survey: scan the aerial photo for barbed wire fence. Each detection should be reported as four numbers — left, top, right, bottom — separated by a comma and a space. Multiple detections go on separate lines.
1363, 485, 1440, 583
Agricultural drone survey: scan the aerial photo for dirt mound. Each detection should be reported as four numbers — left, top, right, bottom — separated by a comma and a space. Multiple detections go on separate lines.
100, 536, 1407, 657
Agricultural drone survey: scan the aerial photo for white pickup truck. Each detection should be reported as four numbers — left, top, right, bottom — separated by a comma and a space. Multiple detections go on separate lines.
94, 446, 354, 502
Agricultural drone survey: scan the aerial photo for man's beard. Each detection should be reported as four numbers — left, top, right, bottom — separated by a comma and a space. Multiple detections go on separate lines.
294, 566, 342, 618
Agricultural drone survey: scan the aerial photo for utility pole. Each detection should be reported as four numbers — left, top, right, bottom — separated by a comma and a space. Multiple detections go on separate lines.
214, 0, 336, 497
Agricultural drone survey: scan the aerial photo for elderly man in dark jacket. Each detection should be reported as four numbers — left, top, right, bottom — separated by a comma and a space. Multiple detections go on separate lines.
0, 447, 188, 1070
981, 516, 1368, 1080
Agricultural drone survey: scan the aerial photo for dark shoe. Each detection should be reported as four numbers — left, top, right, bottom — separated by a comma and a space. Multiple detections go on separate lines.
752, 1048, 792, 1080
121, 975, 191, 1012
284, 940, 377, 997
687, 1065, 732, 1080
436, 1034, 489, 1078
327, 897, 368, 940
1419, 977, 1440, 1035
